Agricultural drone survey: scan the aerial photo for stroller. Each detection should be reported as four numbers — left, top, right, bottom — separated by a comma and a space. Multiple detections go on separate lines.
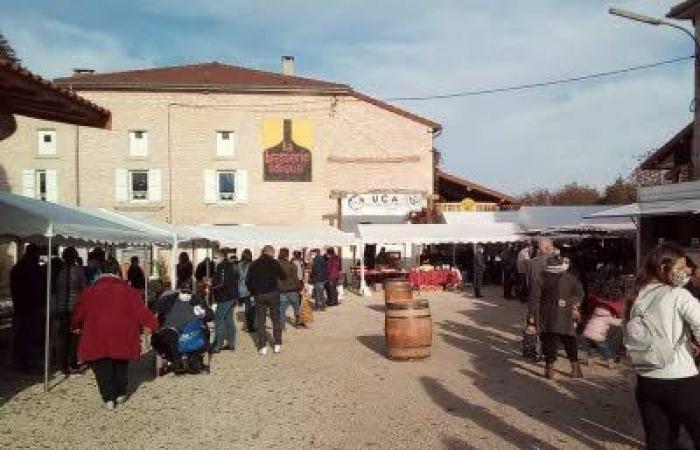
151, 290, 214, 376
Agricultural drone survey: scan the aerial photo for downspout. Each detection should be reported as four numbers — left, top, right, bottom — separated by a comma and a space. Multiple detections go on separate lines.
167, 104, 173, 224
75, 126, 80, 206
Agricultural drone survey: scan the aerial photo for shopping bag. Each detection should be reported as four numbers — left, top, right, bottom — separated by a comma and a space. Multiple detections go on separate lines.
300, 294, 314, 326
522, 330, 540, 361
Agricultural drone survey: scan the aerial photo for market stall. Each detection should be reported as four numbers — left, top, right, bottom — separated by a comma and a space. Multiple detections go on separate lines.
0, 191, 171, 392
357, 223, 526, 293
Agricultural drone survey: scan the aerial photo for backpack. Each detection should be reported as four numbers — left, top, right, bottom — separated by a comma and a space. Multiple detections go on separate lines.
625, 285, 684, 372
238, 263, 251, 299
178, 317, 206, 354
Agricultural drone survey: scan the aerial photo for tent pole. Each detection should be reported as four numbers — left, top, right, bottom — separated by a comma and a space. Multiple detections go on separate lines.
170, 234, 178, 290
144, 245, 149, 306
44, 226, 54, 393
359, 241, 369, 297
206, 242, 211, 305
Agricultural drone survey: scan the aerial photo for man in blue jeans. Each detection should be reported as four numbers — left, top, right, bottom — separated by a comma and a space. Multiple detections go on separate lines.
212, 252, 239, 352
309, 249, 327, 311
278, 248, 302, 329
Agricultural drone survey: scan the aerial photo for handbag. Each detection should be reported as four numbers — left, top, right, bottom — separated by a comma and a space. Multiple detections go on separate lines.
522, 330, 540, 360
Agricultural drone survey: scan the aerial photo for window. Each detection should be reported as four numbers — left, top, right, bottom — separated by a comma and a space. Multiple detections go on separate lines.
218, 171, 235, 201
216, 131, 235, 157
37, 130, 57, 155
129, 130, 148, 157
130, 170, 149, 201
22, 169, 57, 202
203, 169, 248, 204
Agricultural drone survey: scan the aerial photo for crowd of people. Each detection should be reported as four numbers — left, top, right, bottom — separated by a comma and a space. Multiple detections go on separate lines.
8, 243, 345, 410
516, 237, 700, 449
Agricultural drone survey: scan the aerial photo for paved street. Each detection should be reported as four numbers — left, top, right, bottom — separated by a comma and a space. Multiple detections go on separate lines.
0, 288, 644, 449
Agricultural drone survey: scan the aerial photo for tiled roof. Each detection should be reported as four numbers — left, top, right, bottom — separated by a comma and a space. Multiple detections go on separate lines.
668, 0, 700, 19
54, 62, 349, 91
436, 169, 517, 204
0, 59, 110, 128
53, 61, 440, 130
639, 122, 692, 170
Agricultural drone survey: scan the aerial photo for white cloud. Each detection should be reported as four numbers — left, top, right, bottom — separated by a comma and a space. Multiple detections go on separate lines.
0, 12, 152, 79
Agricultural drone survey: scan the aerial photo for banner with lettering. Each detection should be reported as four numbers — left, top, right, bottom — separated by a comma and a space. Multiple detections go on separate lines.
262, 118, 313, 182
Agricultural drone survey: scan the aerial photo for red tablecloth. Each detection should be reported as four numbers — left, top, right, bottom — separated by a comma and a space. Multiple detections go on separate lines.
409, 269, 461, 289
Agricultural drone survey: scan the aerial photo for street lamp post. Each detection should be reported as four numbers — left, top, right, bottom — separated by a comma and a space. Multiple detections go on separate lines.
609, 7, 700, 180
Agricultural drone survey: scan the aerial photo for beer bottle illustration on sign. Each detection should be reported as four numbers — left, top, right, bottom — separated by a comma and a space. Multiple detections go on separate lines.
263, 118, 312, 182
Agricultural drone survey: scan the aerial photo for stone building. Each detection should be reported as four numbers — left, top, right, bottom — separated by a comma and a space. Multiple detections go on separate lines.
0, 57, 441, 228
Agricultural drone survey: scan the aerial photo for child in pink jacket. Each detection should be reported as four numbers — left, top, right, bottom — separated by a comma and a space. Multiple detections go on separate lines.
582, 304, 622, 368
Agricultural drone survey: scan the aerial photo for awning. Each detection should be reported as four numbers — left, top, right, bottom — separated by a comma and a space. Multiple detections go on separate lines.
587, 199, 700, 218
187, 224, 358, 248
0, 191, 169, 245
358, 223, 526, 245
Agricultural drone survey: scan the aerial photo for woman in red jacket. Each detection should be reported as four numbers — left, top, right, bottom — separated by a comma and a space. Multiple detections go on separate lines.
71, 263, 158, 410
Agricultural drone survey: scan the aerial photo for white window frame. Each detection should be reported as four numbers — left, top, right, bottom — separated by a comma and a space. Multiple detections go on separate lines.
204, 169, 248, 204
129, 170, 149, 202
217, 170, 236, 202
216, 130, 236, 158
37, 129, 57, 156
129, 130, 148, 157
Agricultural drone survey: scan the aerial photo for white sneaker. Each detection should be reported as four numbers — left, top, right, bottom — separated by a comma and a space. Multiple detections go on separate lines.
258, 347, 268, 356
105, 401, 115, 410
116, 395, 127, 405
273, 345, 282, 354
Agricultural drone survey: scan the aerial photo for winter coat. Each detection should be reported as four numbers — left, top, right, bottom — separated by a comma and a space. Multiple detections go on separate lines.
10, 257, 46, 317
213, 260, 239, 302
327, 255, 341, 282
195, 259, 215, 282
528, 253, 552, 304
246, 254, 285, 296
56, 263, 87, 314
532, 271, 583, 336
278, 258, 301, 292
176, 261, 193, 287
310, 255, 328, 284
127, 265, 146, 290
582, 306, 622, 342
71, 275, 158, 362
474, 251, 486, 274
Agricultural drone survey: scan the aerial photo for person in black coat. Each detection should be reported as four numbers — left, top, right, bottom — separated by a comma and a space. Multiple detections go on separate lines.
10, 244, 46, 371
211, 254, 239, 351
127, 256, 146, 291
309, 249, 328, 310
176, 252, 193, 290
246, 246, 286, 355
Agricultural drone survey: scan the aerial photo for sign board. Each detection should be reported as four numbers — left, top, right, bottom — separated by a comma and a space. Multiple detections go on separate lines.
342, 193, 427, 216
262, 118, 312, 182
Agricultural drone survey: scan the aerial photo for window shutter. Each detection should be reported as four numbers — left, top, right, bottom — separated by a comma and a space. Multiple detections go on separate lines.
22, 169, 35, 198
148, 169, 162, 202
45, 169, 58, 203
235, 169, 248, 203
204, 169, 217, 204
115, 169, 128, 202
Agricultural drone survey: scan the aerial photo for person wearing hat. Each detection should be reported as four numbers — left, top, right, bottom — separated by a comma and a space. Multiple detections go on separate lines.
527, 255, 584, 379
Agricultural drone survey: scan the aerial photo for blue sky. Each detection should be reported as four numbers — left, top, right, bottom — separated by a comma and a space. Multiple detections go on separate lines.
1, 0, 694, 195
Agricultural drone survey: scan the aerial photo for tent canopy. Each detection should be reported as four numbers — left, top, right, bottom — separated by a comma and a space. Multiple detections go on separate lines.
444, 206, 635, 235
588, 199, 700, 218
358, 223, 526, 245
187, 224, 357, 248
0, 191, 169, 245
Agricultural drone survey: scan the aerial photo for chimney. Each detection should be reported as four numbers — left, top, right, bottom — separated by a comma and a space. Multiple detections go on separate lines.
281, 56, 294, 76
72, 68, 95, 76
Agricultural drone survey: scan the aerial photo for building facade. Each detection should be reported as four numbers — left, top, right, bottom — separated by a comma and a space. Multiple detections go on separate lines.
0, 59, 440, 228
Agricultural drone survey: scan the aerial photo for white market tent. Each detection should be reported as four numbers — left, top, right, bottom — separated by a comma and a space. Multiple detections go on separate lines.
0, 191, 171, 392
443, 206, 636, 236
189, 224, 358, 248
357, 223, 526, 245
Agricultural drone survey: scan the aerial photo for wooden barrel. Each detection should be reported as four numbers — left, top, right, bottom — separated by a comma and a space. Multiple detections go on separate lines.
384, 279, 413, 304
385, 299, 432, 360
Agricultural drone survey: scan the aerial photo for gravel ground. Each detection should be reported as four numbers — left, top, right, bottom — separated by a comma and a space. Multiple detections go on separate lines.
0, 287, 644, 449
